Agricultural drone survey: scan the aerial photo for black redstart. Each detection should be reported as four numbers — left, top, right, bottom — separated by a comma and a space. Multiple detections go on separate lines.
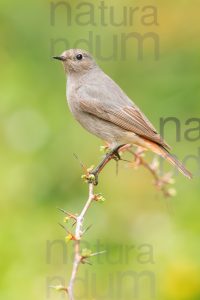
53, 49, 192, 179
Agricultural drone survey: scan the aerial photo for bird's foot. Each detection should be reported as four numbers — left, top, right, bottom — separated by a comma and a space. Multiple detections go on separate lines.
112, 147, 121, 161
89, 144, 126, 185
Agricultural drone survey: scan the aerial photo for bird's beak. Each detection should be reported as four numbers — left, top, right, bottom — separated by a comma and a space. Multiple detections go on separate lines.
52, 56, 66, 61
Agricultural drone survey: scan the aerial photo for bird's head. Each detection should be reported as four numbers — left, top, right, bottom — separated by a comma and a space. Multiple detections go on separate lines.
53, 49, 97, 74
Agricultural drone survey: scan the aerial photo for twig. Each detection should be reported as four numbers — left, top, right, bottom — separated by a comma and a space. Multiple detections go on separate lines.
55, 144, 176, 299
67, 183, 95, 300
128, 148, 175, 197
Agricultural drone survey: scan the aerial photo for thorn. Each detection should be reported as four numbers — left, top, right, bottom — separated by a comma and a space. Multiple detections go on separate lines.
82, 224, 92, 235
90, 250, 107, 257
121, 158, 132, 163
49, 285, 68, 293
58, 222, 67, 231
73, 153, 87, 173
80, 250, 106, 265
72, 221, 77, 227
58, 223, 72, 236
57, 207, 67, 214
116, 160, 119, 176
81, 259, 92, 265
57, 208, 77, 220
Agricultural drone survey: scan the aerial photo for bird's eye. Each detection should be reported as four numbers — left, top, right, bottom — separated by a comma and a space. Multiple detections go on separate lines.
76, 54, 83, 60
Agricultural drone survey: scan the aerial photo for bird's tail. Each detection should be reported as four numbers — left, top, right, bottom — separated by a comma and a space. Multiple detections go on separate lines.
147, 142, 192, 179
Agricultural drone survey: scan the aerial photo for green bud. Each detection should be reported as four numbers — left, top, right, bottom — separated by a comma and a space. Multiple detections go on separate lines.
63, 216, 70, 223
50, 285, 66, 292
93, 193, 106, 202
168, 188, 177, 197
81, 248, 92, 258
65, 234, 73, 243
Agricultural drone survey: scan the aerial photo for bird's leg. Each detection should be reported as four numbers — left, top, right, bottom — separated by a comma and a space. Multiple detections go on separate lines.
89, 144, 126, 185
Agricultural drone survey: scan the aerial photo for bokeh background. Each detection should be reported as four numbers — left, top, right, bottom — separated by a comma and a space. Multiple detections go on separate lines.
0, 0, 200, 299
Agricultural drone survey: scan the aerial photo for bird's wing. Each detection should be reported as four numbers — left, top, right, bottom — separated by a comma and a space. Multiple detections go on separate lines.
80, 100, 170, 150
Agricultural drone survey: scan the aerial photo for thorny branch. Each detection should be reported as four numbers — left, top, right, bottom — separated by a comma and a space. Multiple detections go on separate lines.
67, 182, 94, 300
51, 144, 176, 299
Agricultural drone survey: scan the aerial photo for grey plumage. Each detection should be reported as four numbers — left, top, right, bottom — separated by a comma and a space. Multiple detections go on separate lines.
53, 49, 192, 179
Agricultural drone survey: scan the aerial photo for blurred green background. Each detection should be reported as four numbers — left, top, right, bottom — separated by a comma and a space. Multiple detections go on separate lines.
0, 0, 200, 299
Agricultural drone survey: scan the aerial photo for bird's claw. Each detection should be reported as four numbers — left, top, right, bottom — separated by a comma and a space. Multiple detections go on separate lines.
88, 145, 125, 185
112, 149, 121, 161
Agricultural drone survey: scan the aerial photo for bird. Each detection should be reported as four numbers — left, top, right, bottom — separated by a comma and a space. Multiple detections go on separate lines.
53, 49, 192, 180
